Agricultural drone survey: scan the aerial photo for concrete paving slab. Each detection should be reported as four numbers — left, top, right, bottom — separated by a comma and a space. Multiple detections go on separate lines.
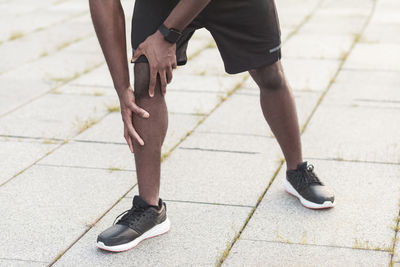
165, 90, 221, 115
298, 12, 368, 35
344, 43, 400, 72
281, 58, 341, 91
284, 33, 354, 60
323, 70, 400, 108
68, 64, 113, 89
0, 259, 48, 267
168, 73, 245, 93
0, 165, 136, 262
223, 239, 390, 267
239, 160, 400, 251
195, 90, 321, 137
0, 77, 50, 116
39, 141, 135, 171
53, 198, 251, 267
178, 48, 230, 76
0, 137, 58, 185
127, 147, 281, 206
0, 94, 110, 139
0, 14, 94, 73
302, 105, 400, 163
180, 131, 282, 157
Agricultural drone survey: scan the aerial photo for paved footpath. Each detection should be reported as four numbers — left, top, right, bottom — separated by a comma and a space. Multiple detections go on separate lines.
0, 0, 399, 266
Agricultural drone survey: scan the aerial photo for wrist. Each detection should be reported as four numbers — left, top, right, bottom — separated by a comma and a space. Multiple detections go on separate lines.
116, 84, 132, 99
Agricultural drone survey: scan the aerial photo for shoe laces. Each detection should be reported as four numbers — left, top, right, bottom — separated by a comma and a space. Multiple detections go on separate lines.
113, 204, 146, 226
295, 163, 322, 190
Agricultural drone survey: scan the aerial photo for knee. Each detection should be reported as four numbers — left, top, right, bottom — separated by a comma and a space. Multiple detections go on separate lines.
249, 62, 286, 91
133, 63, 152, 100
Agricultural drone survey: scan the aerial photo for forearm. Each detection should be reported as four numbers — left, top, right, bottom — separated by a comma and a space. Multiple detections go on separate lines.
163, 0, 211, 31
89, 0, 130, 97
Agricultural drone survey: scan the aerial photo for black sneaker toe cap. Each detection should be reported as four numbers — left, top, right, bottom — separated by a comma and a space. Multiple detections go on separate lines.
97, 224, 140, 246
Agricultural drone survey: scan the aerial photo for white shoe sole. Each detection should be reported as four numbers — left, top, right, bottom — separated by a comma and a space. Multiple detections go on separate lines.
283, 178, 335, 209
97, 217, 171, 252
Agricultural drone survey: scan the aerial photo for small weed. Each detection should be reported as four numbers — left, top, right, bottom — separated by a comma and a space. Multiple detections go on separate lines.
9, 31, 24, 41
93, 91, 104, 96
339, 51, 349, 61
106, 103, 120, 113
40, 51, 48, 58
108, 166, 122, 172
207, 41, 217, 49
353, 33, 362, 43
42, 138, 56, 144
75, 117, 99, 133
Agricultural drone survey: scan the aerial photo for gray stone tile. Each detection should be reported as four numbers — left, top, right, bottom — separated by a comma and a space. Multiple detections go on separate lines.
178, 48, 233, 76
344, 43, 400, 72
223, 239, 390, 267
196, 90, 321, 137
281, 58, 341, 91
130, 147, 281, 206
323, 69, 400, 108
0, 76, 50, 116
302, 105, 400, 163
53, 199, 251, 267
298, 12, 368, 35
74, 112, 202, 155
0, 137, 59, 185
0, 165, 136, 262
284, 33, 354, 60
168, 73, 245, 94
239, 160, 400, 251
180, 131, 282, 157
0, 259, 48, 267
165, 90, 221, 115
69, 64, 113, 88
39, 141, 135, 171
0, 14, 94, 73
0, 94, 111, 139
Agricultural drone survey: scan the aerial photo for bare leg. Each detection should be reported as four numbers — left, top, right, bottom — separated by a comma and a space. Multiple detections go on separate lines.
249, 60, 302, 170
132, 63, 168, 206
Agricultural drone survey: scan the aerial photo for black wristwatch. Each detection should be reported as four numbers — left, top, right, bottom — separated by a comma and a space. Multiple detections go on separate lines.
158, 23, 182, 44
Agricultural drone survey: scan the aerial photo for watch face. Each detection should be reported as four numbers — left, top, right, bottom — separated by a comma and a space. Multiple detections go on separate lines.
166, 29, 181, 43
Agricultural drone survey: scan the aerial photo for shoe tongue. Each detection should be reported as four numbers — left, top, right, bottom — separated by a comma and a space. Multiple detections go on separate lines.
132, 195, 149, 209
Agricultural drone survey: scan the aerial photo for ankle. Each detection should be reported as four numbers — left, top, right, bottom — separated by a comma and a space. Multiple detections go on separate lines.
141, 195, 159, 207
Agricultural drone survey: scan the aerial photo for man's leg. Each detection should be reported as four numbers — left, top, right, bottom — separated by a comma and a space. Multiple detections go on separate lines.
248, 60, 302, 171
132, 63, 168, 206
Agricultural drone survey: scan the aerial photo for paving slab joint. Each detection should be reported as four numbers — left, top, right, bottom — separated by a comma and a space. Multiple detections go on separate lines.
215, 160, 284, 266
389, 205, 400, 266
299, 0, 378, 135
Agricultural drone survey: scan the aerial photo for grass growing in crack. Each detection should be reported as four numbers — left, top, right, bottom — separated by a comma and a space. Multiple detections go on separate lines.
93, 91, 105, 96
42, 138, 56, 144
75, 117, 99, 134
108, 166, 122, 172
9, 31, 24, 41
106, 103, 120, 113
40, 51, 49, 58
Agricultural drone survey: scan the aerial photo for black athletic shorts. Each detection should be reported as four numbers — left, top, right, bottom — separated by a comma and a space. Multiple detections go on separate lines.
131, 0, 282, 74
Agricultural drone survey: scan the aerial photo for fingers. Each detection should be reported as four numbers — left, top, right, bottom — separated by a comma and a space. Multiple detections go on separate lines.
126, 120, 144, 146
131, 46, 143, 63
166, 66, 173, 84
148, 65, 157, 97
122, 112, 145, 147
159, 70, 167, 96
124, 127, 134, 153
129, 102, 150, 118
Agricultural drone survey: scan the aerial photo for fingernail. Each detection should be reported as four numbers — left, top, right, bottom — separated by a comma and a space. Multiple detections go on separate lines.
144, 112, 150, 118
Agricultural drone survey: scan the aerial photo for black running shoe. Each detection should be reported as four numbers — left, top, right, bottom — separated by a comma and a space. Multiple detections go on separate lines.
284, 162, 335, 209
97, 195, 170, 252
